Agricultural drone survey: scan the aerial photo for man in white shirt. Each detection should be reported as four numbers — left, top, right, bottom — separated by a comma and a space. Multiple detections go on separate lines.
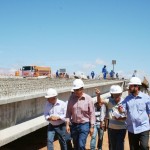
44, 88, 67, 150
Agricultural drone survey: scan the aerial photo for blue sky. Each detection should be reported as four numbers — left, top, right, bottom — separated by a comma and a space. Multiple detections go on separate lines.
0, 0, 150, 79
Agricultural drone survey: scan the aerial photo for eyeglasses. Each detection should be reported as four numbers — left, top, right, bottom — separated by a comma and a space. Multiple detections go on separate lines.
112, 94, 122, 98
47, 96, 57, 100
130, 85, 138, 87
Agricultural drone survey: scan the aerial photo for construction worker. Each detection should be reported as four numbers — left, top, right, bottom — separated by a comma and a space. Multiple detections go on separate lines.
66, 79, 95, 150
91, 71, 95, 79
44, 88, 67, 150
102, 65, 108, 79
96, 85, 126, 150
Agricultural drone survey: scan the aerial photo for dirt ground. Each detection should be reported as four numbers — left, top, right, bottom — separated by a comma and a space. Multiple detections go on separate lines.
39, 130, 130, 150
1, 127, 149, 150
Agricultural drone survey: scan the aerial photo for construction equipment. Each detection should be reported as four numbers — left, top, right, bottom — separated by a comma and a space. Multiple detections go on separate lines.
21, 66, 51, 78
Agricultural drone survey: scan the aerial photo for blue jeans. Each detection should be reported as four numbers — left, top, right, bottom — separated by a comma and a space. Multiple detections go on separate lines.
108, 128, 126, 150
65, 130, 73, 150
90, 124, 104, 150
128, 130, 149, 150
71, 122, 90, 150
47, 123, 67, 150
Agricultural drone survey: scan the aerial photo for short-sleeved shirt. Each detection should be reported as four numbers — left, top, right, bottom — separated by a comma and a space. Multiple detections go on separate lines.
122, 91, 150, 134
104, 97, 126, 129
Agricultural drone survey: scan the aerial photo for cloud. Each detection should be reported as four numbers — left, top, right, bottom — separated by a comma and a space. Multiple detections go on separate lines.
95, 59, 106, 65
117, 69, 150, 84
82, 63, 96, 69
116, 70, 131, 79
79, 58, 110, 75
82, 58, 108, 70
0, 68, 9, 74
0, 67, 15, 75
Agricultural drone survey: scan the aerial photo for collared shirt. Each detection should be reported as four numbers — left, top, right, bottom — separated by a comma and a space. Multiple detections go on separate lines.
44, 99, 67, 126
66, 93, 95, 125
104, 97, 126, 129
122, 91, 150, 134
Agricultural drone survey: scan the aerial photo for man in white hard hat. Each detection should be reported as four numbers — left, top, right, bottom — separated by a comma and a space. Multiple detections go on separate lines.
44, 88, 67, 150
96, 85, 126, 150
66, 79, 95, 150
119, 77, 150, 150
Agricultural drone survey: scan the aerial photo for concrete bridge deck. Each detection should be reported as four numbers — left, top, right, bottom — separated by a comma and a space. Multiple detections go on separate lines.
0, 78, 125, 147
0, 78, 125, 100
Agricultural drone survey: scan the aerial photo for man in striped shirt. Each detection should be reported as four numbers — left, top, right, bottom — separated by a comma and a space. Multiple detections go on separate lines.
96, 85, 126, 150
90, 96, 106, 150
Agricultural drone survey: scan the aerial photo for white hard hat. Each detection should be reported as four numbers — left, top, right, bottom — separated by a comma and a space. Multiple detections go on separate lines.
110, 85, 122, 94
45, 88, 58, 98
72, 79, 84, 90
128, 77, 142, 85
71, 88, 74, 92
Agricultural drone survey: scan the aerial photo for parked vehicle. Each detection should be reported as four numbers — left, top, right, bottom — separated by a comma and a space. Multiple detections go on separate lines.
21, 66, 51, 78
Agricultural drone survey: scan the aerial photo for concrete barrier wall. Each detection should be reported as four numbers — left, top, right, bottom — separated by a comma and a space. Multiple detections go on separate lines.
0, 80, 124, 130
1, 79, 148, 147
0, 80, 125, 147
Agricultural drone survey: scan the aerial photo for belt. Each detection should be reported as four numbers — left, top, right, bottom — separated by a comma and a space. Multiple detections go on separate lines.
49, 122, 65, 127
72, 122, 89, 126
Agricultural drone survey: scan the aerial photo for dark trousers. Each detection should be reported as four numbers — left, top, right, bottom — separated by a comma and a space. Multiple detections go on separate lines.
108, 128, 126, 150
128, 130, 149, 150
107, 127, 112, 150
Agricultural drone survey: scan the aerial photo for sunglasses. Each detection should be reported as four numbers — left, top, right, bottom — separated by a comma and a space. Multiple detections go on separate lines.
113, 94, 122, 98
130, 85, 138, 87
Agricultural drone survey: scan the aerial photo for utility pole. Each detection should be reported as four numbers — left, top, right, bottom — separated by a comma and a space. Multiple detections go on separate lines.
112, 60, 116, 72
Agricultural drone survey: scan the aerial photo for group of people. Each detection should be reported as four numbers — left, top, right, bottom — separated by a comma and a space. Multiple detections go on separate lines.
102, 65, 118, 80
44, 77, 150, 150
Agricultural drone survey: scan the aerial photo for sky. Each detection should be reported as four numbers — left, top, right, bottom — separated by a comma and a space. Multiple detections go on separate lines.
0, 0, 150, 81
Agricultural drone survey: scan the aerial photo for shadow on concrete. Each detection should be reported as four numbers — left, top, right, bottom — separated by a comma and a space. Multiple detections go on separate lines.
1, 127, 47, 150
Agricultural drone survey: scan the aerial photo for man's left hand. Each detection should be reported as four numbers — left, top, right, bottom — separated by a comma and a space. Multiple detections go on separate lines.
89, 127, 94, 136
